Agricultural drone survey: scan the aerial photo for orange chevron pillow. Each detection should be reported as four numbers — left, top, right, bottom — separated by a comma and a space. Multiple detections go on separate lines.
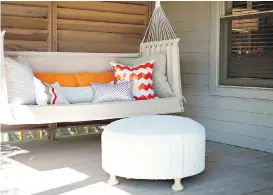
111, 60, 155, 100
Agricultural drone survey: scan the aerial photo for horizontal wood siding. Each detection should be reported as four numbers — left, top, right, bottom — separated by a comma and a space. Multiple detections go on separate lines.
1, 1, 149, 53
163, 1, 273, 153
56, 1, 148, 53
1, 2, 50, 51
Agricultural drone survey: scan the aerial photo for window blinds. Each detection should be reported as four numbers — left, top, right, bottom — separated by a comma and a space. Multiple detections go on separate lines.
221, 1, 273, 80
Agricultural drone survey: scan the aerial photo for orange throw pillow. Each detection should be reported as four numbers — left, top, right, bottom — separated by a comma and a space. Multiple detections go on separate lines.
74, 72, 115, 87
34, 73, 78, 87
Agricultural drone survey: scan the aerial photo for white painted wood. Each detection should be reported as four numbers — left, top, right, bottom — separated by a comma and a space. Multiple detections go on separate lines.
108, 175, 119, 186
1, 97, 182, 124
172, 178, 183, 191
2, 50, 184, 124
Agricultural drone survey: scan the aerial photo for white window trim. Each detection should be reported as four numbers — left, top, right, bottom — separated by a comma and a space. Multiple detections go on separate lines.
209, 1, 273, 101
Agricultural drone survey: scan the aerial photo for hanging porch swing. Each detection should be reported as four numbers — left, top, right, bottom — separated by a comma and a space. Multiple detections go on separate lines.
0, 1, 184, 126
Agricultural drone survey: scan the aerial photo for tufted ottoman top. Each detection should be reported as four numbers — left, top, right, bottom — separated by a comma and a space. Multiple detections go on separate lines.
103, 115, 205, 136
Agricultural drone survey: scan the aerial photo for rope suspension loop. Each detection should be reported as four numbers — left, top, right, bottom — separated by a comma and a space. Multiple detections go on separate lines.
140, 3, 183, 111
142, 1, 177, 44
0, 31, 6, 97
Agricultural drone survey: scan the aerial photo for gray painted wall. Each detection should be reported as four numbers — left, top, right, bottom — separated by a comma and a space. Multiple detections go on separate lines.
162, 1, 273, 153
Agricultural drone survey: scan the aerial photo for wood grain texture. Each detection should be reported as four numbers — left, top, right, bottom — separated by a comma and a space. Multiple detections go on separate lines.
4, 40, 47, 51
51, 1, 57, 52
47, 2, 52, 51
58, 41, 139, 53
1, 4, 48, 18
115, 1, 148, 6
2, 28, 48, 36
1, 1, 50, 51
1, 1, 49, 7
57, 30, 141, 44
4, 34, 47, 42
1, 16, 48, 30
2, 28, 48, 42
57, 1, 146, 15
57, 7, 145, 25
1, 1, 149, 52
57, 19, 146, 34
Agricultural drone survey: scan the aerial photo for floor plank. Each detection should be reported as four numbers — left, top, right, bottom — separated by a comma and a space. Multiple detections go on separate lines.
1, 134, 273, 195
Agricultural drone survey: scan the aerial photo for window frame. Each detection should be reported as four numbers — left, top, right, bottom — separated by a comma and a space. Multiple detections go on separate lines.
209, 1, 273, 101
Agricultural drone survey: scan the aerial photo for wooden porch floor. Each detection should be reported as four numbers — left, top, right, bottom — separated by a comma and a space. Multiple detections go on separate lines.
1, 134, 273, 195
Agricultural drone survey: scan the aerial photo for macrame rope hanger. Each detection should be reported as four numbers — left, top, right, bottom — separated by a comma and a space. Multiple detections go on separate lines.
142, 1, 177, 43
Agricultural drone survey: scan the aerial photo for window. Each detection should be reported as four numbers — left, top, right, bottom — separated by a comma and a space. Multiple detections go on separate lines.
219, 1, 273, 88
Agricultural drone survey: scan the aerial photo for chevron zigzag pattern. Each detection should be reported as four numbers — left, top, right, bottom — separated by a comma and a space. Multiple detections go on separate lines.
111, 60, 156, 100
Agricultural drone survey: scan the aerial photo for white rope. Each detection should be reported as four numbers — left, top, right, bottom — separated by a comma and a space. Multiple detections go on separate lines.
142, 2, 177, 43
0, 31, 6, 98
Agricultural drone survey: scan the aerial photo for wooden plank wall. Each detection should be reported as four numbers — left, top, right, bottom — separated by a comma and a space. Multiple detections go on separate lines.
1, 1, 50, 51
1, 1, 149, 53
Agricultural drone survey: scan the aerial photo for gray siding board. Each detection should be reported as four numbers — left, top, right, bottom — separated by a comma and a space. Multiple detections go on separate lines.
181, 53, 209, 74
179, 41, 210, 53
184, 105, 273, 128
185, 95, 273, 115
182, 63, 209, 74
162, 2, 210, 22
171, 19, 210, 32
183, 85, 209, 96
192, 117, 273, 140
182, 74, 208, 86
178, 30, 210, 42
206, 130, 273, 153
164, 1, 273, 153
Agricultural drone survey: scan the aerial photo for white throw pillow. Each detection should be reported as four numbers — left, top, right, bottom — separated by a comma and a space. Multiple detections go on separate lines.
34, 77, 69, 105
117, 55, 174, 98
60, 85, 93, 104
4, 56, 35, 105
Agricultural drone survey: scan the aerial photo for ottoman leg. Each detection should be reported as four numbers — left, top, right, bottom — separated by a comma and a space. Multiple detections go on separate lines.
172, 178, 184, 191
108, 174, 119, 186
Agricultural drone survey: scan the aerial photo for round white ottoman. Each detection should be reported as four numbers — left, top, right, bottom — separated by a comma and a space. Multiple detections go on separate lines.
101, 115, 206, 191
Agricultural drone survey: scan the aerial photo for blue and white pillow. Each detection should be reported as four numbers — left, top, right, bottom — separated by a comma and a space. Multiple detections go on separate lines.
60, 85, 93, 104
92, 81, 134, 103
